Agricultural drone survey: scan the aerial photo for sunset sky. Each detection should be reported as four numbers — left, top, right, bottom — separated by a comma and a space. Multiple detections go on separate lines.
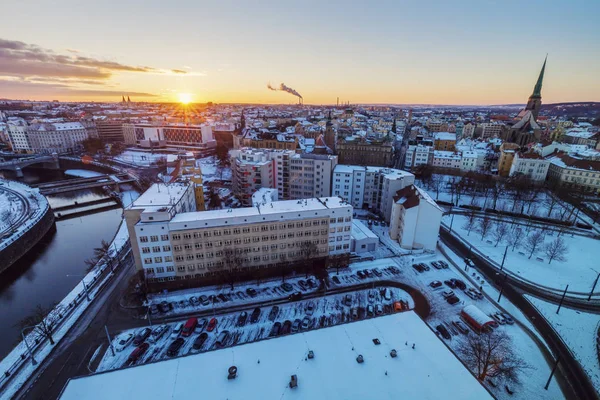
1, 0, 599, 104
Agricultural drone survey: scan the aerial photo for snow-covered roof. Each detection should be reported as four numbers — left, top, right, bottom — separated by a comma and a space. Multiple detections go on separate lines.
434, 132, 456, 141
128, 182, 190, 210
461, 305, 494, 328
351, 220, 378, 241
58, 312, 492, 400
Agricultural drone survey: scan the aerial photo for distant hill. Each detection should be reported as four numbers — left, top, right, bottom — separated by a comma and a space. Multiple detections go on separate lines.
540, 102, 600, 118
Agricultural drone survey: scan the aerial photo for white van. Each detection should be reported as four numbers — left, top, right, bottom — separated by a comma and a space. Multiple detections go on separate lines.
171, 322, 183, 338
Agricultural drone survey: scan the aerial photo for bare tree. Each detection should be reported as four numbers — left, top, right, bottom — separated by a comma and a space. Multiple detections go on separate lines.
222, 249, 243, 290
1, 209, 16, 234
544, 236, 568, 264
492, 222, 509, 247
524, 230, 545, 259
478, 215, 493, 240
489, 183, 502, 211
430, 175, 443, 201
457, 329, 530, 383
507, 226, 524, 251
17, 304, 64, 345
462, 211, 477, 236
299, 241, 319, 279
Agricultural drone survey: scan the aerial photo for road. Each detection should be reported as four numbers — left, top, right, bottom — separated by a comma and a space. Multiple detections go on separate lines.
16, 269, 429, 400
0, 185, 29, 238
440, 228, 599, 400
15, 255, 137, 400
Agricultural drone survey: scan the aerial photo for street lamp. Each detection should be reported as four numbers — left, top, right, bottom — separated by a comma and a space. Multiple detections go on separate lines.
66, 274, 91, 301
588, 268, 600, 302
21, 326, 38, 366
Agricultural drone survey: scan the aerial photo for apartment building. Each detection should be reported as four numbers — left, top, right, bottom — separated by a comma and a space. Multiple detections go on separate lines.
498, 142, 520, 177
234, 128, 297, 150
230, 148, 277, 205
332, 165, 415, 222
432, 151, 462, 169
27, 122, 88, 154
96, 121, 125, 143
547, 152, 600, 194
389, 185, 443, 251
404, 144, 433, 169
230, 148, 338, 204
480, 123, 504, 139
133, 197, 352, 284
336, 138, 394, 167
425, 119, 449, 133
509, 152, 550, 181
7, 120, 31, 152
433, 132, 456, 151
124, 182, 197, 273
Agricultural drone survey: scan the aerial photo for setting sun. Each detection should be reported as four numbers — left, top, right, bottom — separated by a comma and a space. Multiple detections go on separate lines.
178, 93, 193, 104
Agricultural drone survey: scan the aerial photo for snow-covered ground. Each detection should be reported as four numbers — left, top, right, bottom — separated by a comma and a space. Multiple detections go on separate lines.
0, 219, 131, 398
526, 295, 600, 392
196, 155, 231, 182
444, 213, 600, 293
98, 286, 414, 372
64, 169, 104, 178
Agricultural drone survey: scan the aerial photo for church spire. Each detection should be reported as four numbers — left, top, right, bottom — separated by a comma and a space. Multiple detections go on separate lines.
531, 55, 547, 98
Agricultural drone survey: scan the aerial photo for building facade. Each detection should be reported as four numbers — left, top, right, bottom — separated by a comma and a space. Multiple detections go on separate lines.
508, 152, 550, 181
336, 138, 394, 167
133, 197, 352, 284
27, 122, 88, 154
389, 185, 442, 251
6, 120, 31, 152
96, 121, 125, 143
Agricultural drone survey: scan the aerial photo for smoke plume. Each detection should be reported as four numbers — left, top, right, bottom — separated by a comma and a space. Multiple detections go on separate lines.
267, 82, 302, 99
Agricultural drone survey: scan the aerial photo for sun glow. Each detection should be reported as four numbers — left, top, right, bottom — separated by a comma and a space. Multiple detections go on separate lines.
178, 93, 193, 104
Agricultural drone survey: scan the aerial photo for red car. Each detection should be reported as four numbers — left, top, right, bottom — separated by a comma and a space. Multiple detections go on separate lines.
181, 317, 198, 337
207, 317, 217, 332
128, 342, 149, 363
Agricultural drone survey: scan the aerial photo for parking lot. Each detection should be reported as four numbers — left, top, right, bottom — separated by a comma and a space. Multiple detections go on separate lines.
98, 286, 413, 372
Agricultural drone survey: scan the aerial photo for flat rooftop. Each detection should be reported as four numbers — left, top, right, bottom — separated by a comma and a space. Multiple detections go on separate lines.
129, 182, 189, 210
59, 312, 491, 400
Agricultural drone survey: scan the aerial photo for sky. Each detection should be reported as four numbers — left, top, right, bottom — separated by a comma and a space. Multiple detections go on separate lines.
1, 0, 599, 105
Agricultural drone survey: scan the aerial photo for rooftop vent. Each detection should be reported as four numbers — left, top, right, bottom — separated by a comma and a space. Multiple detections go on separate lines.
390, 349, 397, 358
289, 374, 298, 389
356, 355, 364, 364
227, 366, 237, 380
307, 350, 314, 359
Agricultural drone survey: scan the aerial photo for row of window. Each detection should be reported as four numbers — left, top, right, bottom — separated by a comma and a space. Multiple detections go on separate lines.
139, 234, 169, 243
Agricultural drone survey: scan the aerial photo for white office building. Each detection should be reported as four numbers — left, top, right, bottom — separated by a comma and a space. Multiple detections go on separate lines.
404, 144, 433, 169
27, 122, 88, 154
7, 120, 31, 152
509, 152, 550, 181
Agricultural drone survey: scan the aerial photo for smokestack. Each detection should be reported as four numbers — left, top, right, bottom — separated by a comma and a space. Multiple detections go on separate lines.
337, 97, 339, 107
266, 82, 303, 102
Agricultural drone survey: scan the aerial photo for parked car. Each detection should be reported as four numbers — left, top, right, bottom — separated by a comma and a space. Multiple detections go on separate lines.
389, 266, 400, 274
237, 312, 248, 327
181, 318, 198, 337
306, 278, 316, 288
289, 292, 303, 301
452, 320, 469, 335
150, 325, 169, 343
499, 313, 514, 325
149, 304, 159, 315
442, 290, 455, 299
268, 306, 279, 321
269, 322, 282, 337
331, 276, 341, 285
305, 302, 315, 316
364, 269, 373, 278
178, 299, 188, 308
199, 295, 209, 306
193, 332, 208, 350
368, 290, 376, 303
189, 296, 199, 305
436, 324, 451, 340
429, 280, 442, 288
246, 288, 257, 297
215, 330, 230, 348
421, 263, 430, 271
207, 318, 217, 332
452, 279, 467, 290
375, 304, 383, 315
319, 315, 327, 327
438, 260, 449, 269
133, 328, 152, 346
217, 294, 228, 303
158, 301, 172, 313
383, 288, 391, 301
446, 295, 460, 305
301, 317, 313, 330
393, 301, 404, 312
372, 269, 382, 277
281, 320, 292, 334
430, 261, 442, 270
128, 342, 149, 363
357, 270, 366, 279
115, 333, 134, 352
366, 305, 374, 317
171, 322, 184, 338
250, 307, 261, 323
298, 280, 308, 290
236, 291, 245, 300
465, 288, 483, 300
167, 338, 185, 357
281, 283, 293, 292
291, 319, 301, 333
195, 318, 208, 333
351, 308, 359, 320
491, 313, 506, 325
444, 280, 457, 289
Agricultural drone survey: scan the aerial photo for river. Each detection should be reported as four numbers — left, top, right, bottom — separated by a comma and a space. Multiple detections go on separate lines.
0, 168, 139, 360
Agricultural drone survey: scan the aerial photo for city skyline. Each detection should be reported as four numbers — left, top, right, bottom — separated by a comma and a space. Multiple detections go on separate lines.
1, 0, 599, 104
